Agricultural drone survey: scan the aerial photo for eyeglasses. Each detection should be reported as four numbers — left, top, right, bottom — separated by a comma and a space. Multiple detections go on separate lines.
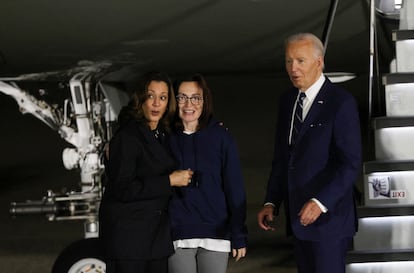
176, 94, 203, 105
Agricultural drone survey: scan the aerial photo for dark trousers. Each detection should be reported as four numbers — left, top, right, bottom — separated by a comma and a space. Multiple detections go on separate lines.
293, 237, 351, 273
106, 257, 168, 273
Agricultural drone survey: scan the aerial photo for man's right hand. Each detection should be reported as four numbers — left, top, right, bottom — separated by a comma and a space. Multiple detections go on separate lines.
257, 204, 276, 231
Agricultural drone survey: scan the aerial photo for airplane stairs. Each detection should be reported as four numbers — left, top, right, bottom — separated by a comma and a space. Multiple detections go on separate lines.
346, 4, 414, 273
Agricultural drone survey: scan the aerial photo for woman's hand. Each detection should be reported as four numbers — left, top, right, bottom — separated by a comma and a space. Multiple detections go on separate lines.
232, 247, 246, 262
169, 169, 193, 187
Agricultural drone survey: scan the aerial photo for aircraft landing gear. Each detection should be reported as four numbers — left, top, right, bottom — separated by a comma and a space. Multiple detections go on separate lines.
51, 238, 105, 273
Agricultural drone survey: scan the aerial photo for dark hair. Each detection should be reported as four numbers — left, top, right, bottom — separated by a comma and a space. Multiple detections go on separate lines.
123, 71, 176, 131
173, 73, 214, 131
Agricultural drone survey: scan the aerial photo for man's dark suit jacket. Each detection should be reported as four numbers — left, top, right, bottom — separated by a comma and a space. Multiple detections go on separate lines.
99, 119, 175, 259
265, 77, 361, 241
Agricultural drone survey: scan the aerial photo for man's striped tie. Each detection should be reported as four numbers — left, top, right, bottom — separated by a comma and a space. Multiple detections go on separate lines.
291, 92, 306, 147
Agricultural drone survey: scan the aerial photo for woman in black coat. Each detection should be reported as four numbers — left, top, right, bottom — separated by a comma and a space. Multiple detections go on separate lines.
99, 71, 193, 273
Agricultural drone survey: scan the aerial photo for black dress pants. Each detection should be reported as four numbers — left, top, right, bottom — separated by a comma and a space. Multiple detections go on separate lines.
293, 236, 351, 273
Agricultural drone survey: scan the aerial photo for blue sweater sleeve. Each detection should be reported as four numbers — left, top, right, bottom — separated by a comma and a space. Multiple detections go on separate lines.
221, 131, 248, 249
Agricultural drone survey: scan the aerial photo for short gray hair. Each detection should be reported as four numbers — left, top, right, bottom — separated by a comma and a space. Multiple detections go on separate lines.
285, 33, 325, 58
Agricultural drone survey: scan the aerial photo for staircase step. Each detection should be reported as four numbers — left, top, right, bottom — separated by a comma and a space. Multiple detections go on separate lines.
383, 73, 414, 85
354, 213, 414, 251
347, 249, 414, 263
371, 117, 414, 160
346, 250, 414, 273
364, 160, 414, 173
382, 74, 414, 116
392, 30, 414, 41
363, 160, 414, 206
358, 205, 414, 217
393, 30, 414, 72
373, 116, 414, 129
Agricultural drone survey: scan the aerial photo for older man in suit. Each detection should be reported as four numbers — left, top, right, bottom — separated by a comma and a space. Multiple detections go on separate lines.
257, 33, 361, 273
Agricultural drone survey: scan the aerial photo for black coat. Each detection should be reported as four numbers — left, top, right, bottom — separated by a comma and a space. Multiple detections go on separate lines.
99, 119, 175, 259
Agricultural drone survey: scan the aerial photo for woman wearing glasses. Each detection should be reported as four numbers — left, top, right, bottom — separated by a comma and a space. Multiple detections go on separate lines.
168, 73, 248, 273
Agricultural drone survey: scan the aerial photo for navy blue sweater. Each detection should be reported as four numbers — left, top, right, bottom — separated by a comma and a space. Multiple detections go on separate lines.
168, 119, 247, 249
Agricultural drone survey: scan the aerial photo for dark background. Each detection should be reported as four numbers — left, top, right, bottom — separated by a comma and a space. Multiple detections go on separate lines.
0, 0, 398, 272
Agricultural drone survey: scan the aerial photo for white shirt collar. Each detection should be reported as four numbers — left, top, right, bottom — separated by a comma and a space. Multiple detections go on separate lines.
300, 73, 325, 102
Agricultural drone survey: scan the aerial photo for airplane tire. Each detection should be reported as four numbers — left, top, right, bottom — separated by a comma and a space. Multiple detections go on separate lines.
51, 238, 106, 273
